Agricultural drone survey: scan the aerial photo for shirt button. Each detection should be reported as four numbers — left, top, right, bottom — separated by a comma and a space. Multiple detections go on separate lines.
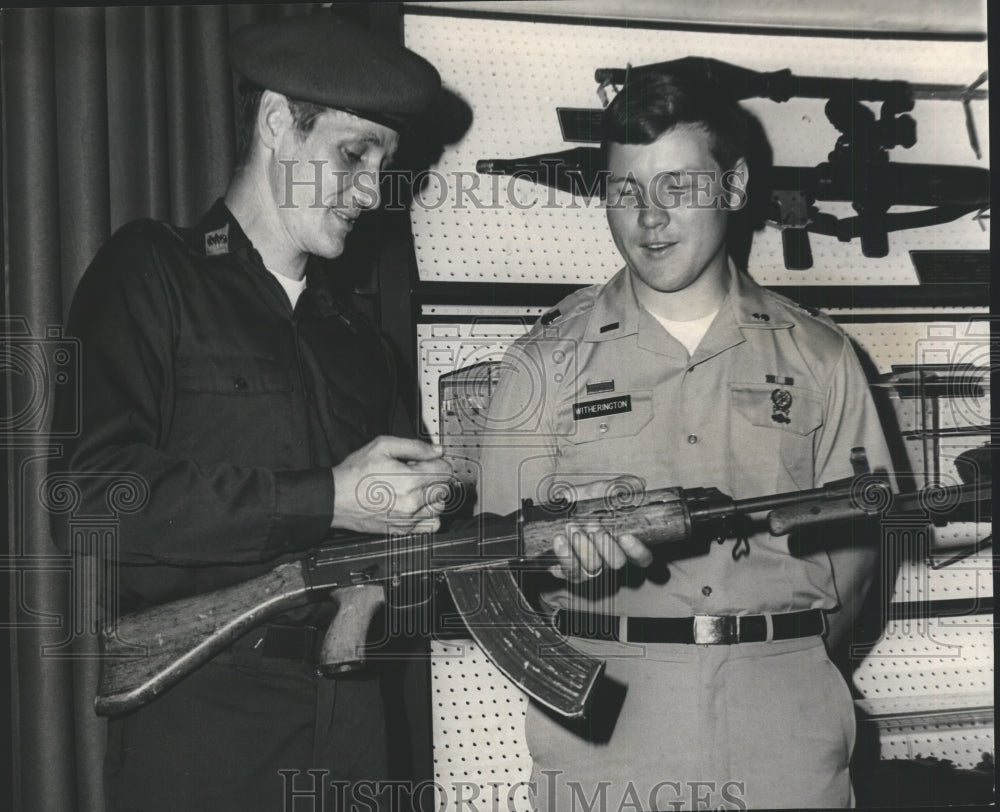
233, 376, 247, 390
687, 434, 698, 444
598, 422, 609, 433
702, 586, 712, 596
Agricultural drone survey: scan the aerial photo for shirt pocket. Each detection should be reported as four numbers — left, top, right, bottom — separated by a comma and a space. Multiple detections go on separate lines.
564, 390, 654, 444
731, 383, 824, 490
175, 355, 294, 395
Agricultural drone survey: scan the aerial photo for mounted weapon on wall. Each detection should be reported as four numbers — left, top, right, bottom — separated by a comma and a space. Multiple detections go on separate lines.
477, 57, 989, 270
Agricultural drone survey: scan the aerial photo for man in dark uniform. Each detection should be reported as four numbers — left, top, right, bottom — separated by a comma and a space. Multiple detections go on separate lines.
49, 13, 451, 811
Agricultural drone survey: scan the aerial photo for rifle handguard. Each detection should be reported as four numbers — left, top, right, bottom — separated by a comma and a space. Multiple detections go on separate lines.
520, 486, 694, 559
768, 479, 892, 535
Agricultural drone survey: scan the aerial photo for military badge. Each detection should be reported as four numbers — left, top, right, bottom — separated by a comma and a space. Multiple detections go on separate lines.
770, 388, 793, 424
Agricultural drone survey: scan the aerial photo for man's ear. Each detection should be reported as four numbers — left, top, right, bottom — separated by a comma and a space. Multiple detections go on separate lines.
256, 90, 291, 152
723, 157, 749, 211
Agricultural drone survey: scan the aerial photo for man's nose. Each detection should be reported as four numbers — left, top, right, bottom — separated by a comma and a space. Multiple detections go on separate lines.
638, 201, 669, 229
351, 170, 381, 211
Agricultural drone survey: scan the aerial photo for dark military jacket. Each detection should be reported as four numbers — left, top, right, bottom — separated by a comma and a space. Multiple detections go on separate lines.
51, 200, 402, 610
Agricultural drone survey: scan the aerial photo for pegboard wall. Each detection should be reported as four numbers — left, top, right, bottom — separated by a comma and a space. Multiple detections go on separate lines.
404, 13, 989, 288
431, 640, 533, 811
854, 613, 993, 768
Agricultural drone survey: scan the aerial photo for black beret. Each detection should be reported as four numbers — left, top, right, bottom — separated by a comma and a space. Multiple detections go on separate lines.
229, 14, 441, 132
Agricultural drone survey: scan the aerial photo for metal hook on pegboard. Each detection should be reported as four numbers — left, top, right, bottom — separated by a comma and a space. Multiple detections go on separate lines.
597, 63, 629, 108
961, 70, 988, 159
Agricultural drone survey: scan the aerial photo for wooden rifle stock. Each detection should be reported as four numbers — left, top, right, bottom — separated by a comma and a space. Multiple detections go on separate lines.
97, 562, 312, 716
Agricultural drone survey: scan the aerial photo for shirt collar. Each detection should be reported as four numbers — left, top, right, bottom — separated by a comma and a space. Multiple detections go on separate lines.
687, 264, 792, 365
189, 198, 253, 257
583, 268, 641, 342
584, 262, 791, 340
189, 199, 349, 321
727, 262, 793, 330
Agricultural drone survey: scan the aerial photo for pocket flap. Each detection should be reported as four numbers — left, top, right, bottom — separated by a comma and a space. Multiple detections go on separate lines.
176, 355, 294, 394
731, 383, 823, 436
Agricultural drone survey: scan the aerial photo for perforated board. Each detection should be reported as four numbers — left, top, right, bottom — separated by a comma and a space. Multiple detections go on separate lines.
853, 615, 994, 769
849, 319, 992, 377
417, 320, 532, 446
431, 640, 533, 811
405, 14, 989, 287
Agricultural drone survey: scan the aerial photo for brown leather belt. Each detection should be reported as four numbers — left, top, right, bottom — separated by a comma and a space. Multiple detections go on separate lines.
554, 608, 826, 645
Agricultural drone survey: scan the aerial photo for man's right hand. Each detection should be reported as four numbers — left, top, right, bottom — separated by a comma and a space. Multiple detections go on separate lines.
548, 481, 654, 582
332, 436, 454, 535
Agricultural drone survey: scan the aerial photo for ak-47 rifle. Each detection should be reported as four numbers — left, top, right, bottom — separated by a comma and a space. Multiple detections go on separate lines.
477, 57, 990, 270
95, 454, 989, 719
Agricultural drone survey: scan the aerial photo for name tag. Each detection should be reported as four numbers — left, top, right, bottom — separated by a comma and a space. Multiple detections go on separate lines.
573, 395, 632, 420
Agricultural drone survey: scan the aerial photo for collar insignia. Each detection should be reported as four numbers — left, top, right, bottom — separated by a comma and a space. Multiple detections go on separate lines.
205, 224, 230, 256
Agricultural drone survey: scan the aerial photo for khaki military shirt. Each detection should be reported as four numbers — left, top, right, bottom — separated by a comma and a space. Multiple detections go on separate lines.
476, 264, 890, 617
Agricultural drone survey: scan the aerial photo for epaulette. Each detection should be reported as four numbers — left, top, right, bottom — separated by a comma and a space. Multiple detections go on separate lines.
796, 301, 841, 330
157, 221, 183, 241
127, 219, 192, 252
763, 286, 842, 331
531, 284, 600, 334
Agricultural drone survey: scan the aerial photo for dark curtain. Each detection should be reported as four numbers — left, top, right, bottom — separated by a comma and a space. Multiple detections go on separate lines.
1, 6, 402, 811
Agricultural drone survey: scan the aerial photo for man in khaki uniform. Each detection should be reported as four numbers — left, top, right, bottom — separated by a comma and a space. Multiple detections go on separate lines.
476, 66, 890, 809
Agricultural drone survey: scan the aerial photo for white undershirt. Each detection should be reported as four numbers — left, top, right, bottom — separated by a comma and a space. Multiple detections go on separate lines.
649, 308, 720, 356
269, 270, 307, 309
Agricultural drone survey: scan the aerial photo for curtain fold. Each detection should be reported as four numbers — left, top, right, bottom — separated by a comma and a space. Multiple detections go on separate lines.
106, 6, 171, 230
3, 7, 313, 810
55, 8, 112, 305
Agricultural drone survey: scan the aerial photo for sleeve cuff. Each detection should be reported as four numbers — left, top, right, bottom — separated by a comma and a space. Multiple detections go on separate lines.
269, 468, 334, 552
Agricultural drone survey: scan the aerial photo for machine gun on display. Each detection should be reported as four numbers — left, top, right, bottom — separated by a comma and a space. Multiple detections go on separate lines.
476, 57, 989, 270
95, 451, 989, 719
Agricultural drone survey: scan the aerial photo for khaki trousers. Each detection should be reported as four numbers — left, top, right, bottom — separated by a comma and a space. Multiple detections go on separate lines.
525, 635, 856, 811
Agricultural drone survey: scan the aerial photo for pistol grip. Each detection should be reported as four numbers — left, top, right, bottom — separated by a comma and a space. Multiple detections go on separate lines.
320, 584, 386, 675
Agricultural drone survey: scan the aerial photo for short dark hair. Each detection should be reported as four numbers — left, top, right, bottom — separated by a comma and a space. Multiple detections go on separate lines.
235, 79, 329, 166
602, 68, 750, 171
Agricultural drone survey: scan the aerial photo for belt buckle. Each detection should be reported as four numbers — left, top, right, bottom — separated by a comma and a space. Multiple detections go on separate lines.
692, 615, 737, 644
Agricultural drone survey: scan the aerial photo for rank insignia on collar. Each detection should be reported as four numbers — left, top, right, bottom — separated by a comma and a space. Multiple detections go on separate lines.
205, 224, 229, 256
770, 388, 792, 424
